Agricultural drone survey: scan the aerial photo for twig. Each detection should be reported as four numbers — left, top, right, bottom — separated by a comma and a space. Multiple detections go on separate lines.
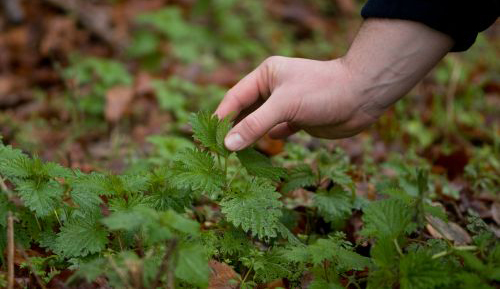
7, 212, 14, 289
152, 239, 178, 289
17, 245, 47, 289
107, 255, 133, 289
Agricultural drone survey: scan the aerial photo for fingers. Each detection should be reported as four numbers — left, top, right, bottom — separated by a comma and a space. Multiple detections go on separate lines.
224, 99, 284, 151
214, 62, 270, 120
268, 122, 300, 139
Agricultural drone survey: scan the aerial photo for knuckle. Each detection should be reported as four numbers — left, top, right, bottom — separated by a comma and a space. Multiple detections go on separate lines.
241, 114, 263, 138
263, 55, 284, 67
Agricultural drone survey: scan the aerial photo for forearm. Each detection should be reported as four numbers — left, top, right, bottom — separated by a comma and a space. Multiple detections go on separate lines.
342, 18, 454, 118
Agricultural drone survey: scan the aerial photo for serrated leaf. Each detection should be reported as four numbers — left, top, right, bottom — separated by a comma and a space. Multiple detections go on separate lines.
361, 198, 413, 239
56, 212, 109, 257
314, 186, 353, 223
69, 172, 104, 211
399, 250, 450, 289
13, 179, 63, 217
0, 155, 31, 178
175, 243, 209, 288
171, 148, 225, 194
189, 111, 230, 156
236, 148, 286, 181
282, 164, 316, 193
221, 180, 282, 239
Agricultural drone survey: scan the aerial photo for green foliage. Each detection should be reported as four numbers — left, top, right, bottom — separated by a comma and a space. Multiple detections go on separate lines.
171, 148, 225, 194
314, 186, 353, 223
282, 164, 316, 193
1, 111, 499, 288
55, 212, 109, 257
190, 111, 230, 156
361, 198, 413, 240
236, 148, 286, 182
221, 180, 282, 239
63, 56, 132, 116
399, 250, 450, 289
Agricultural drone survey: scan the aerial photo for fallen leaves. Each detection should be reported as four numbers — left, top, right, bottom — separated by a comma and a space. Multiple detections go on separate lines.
105, 85, 134, 123
208, 260, 239, 289
426, 216, 472, 245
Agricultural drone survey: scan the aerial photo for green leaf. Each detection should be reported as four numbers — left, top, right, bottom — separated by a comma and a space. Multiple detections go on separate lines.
282, 164, 316, 193
13, 179, 63, 217
361, 198, 413, 239
56, 212, 109, 257
175, 243, 209, 288
69, 172, 104, 211
189, 111, 230, 156
236, 148, 286, 182
171, 148, 225, 194
313, 186, 353, 223
221, 180, 282, 239
399, 250, 450, 289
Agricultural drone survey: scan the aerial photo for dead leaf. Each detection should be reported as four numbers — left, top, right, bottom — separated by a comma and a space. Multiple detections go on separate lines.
105, 85, 134, 122
41, 17, 77, 56
208, 260, 239, 289
491, 202, 500, 225
426, 216, 472, 245
134, 71, 154, 96
257, 134, 284, 156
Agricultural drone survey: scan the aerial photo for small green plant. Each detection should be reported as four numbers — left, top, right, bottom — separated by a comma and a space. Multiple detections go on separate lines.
1, 111, 499, 288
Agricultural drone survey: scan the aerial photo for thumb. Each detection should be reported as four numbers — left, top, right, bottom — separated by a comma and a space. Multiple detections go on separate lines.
224, 99, 284, 151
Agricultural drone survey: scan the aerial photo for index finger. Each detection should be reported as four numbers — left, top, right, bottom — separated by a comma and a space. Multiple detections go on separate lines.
214, 61, 271, 120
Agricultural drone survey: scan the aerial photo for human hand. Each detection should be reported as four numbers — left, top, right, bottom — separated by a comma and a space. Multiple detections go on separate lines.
215, 19, 453, 151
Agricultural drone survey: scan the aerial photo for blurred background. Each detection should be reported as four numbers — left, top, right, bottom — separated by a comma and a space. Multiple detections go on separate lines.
0, 0, 498, 202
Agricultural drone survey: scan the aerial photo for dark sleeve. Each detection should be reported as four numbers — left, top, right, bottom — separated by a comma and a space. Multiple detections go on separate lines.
361, 0, 499, 52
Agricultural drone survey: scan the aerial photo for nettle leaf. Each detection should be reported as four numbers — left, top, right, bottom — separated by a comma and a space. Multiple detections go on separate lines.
171, 148, 225, 194
56, 212, 108, 257
189, 111, 230, 156
0, 155, 32, 178
361, 198, 413, 239
236, 148, 286, 182
309, 238, 370, 270
13, 179, 63, 217
282, 164, 316, 193
221, 180, 283, 239
69, 172, 104, 211
313, 186, 353, 223
399, 250, 450, 289
1, 156, 70, 180
285, 235, 370, 272
71, 172, 148, 199
0, 141, 25, 162
175, 243, 209, 288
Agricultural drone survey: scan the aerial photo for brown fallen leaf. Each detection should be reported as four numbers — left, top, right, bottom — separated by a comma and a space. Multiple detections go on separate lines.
209, 260, 239, 289
257, 134, 284, 156
105, 85, 134, 123
426, 216, 472, 245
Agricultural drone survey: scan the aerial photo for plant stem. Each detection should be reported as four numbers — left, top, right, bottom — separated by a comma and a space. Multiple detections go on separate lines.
17, 244, 47, 289
152, 239, 178, 289
393, 239, 403, 257
7, 212, 14, 289
241, 265, 253, 285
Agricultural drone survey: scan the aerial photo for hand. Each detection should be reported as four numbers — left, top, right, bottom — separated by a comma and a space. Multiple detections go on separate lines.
215, 19, 453, 151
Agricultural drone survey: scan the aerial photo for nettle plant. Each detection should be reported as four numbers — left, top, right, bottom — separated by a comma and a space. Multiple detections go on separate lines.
0, 112, 499, 288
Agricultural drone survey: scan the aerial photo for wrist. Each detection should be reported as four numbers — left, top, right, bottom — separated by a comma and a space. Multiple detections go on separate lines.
341, 18, 453, 117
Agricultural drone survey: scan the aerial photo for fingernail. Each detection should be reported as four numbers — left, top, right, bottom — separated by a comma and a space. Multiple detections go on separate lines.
225, 133, 244, 151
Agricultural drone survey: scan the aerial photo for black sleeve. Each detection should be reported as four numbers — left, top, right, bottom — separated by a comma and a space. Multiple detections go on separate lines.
361, 0, 499, 52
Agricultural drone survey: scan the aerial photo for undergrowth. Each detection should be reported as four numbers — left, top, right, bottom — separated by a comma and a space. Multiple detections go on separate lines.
0, 111, 499, 288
